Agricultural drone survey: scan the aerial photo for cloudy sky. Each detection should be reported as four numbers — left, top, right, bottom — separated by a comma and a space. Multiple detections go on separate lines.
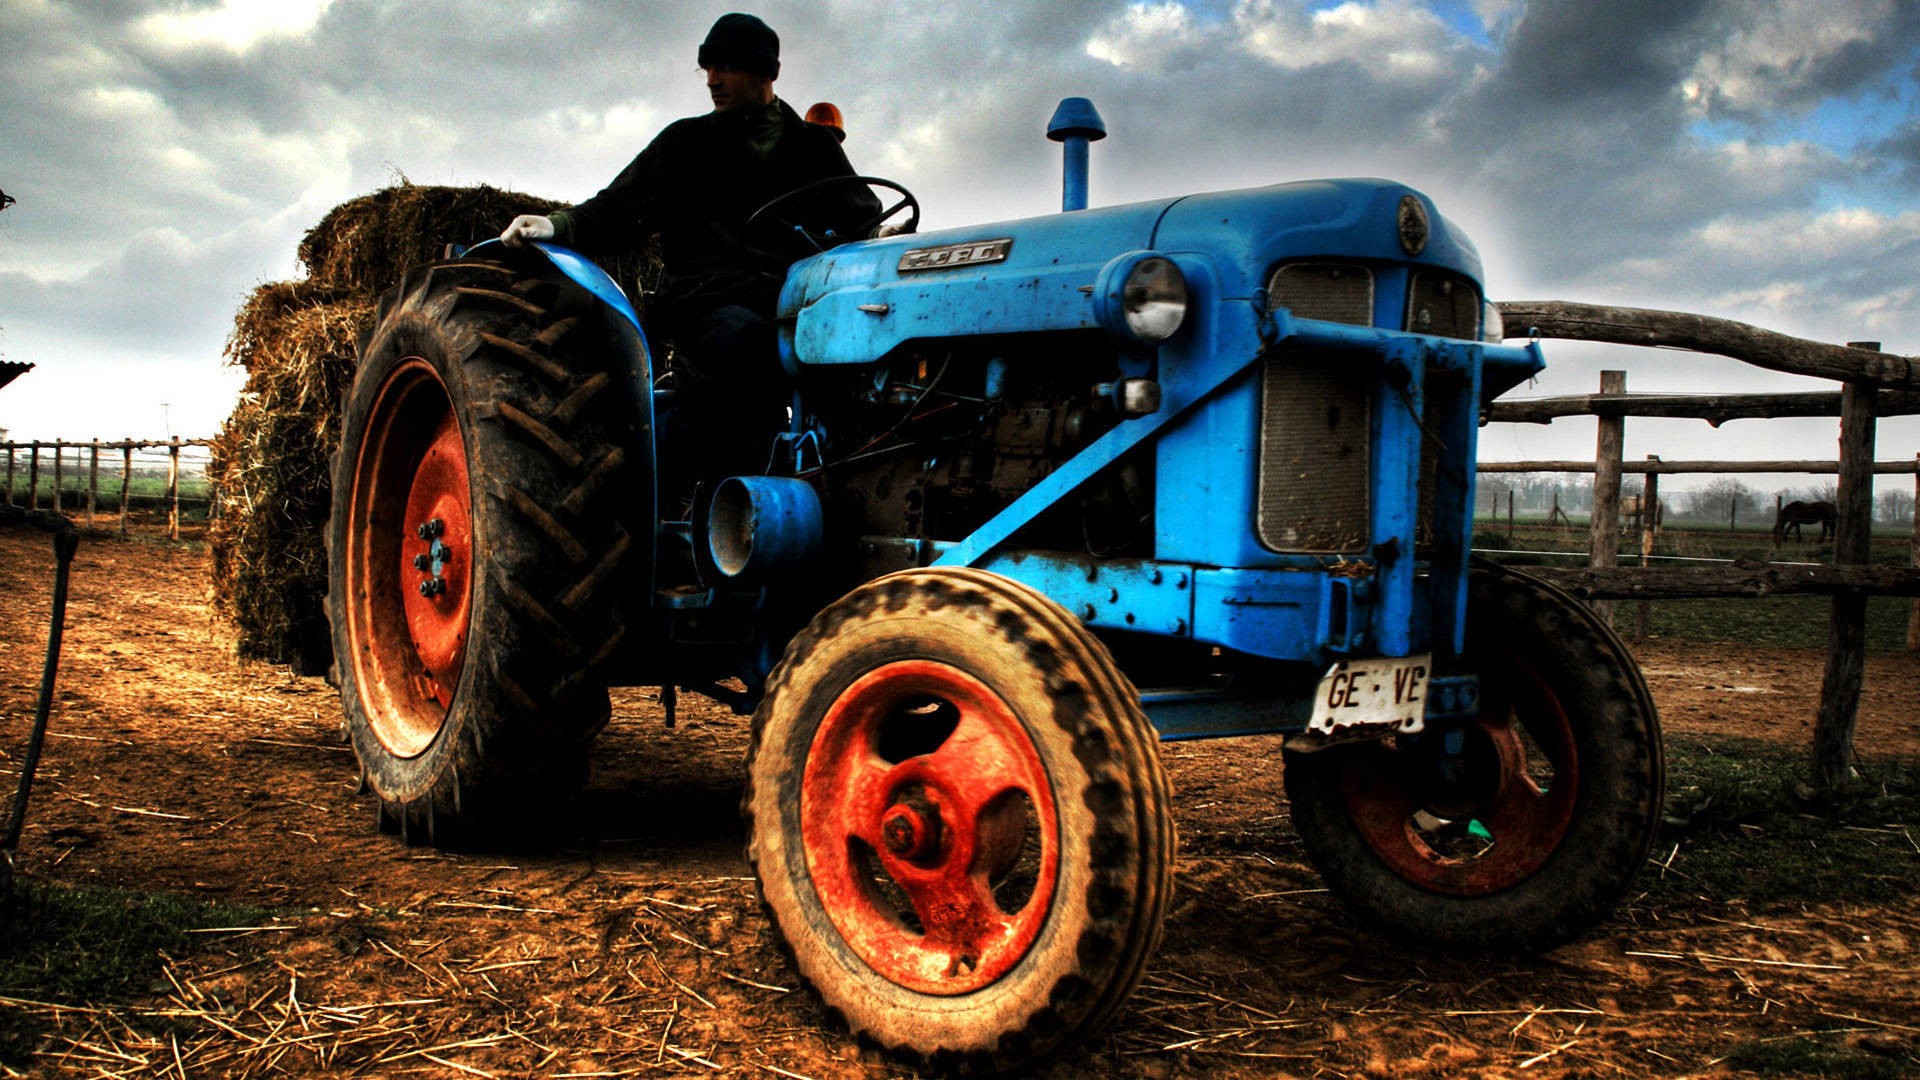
1, 0, 1916, 496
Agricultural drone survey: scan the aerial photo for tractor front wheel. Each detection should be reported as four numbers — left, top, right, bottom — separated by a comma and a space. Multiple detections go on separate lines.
744, 568, 1173, 1072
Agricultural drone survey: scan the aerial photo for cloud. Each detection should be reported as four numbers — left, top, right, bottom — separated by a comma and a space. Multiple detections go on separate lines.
1087, 2, 1201, 71
1233, 0, 1470, 82
1, 0, 1916, 452
1878, 119, 1920, 189
1682, 0, 1916, 120
138, 0, 335, 55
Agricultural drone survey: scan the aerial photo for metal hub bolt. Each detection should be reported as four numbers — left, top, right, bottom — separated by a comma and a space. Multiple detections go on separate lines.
413, 519, 453, 599
881, 798, 942, 862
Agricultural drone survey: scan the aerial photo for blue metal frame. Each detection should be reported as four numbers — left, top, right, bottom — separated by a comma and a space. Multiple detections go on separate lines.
936, 307, 1540, 666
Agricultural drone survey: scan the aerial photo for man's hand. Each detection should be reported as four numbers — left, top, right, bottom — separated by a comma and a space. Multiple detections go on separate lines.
500, 214, 555, 247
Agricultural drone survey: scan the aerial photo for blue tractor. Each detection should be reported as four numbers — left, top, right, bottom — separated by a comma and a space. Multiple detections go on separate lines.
328, 99, 1663, 1070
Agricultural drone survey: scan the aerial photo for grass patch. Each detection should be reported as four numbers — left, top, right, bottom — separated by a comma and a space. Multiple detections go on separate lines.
0, 882, 275, 1065
1723, 1033, 1916, 1079
1643, 594, 1911, 652
1644, 736, 1920, 908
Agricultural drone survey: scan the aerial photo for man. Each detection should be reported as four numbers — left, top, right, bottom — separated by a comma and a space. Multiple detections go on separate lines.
501, 13, 877, 424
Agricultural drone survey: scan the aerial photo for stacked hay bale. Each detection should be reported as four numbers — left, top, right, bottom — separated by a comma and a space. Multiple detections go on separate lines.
210, 281, 374, 673
210, 183, 646, 675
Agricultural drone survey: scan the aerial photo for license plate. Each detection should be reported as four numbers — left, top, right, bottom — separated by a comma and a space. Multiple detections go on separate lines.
1308, 654, 1431, 736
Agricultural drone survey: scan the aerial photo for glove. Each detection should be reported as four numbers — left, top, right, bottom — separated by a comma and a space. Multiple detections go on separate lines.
501, 214, 555, 247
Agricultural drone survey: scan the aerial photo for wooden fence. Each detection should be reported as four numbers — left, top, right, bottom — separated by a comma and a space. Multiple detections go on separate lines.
1486, 301, 1920, 790
1, 438, 215, 540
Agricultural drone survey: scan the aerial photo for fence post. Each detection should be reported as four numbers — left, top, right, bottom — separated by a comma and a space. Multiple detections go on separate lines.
1506, 489, 1515, 545
4, 442, 14, 505
119, 441, 133, 539
27, 443, 40, 512
167, 436, 182, 540
1589, 371, 1627, 624
1910, 450, 1918, 653
87, 440, 100, 529
52, 440, 65, 514
1634, 455, 1660, 642
1812, 350, 1878, 792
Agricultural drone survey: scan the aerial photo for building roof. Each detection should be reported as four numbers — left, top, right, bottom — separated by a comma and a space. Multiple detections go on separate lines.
0, 361, 33, 392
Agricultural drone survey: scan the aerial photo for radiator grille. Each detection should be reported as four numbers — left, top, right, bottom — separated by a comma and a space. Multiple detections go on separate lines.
1257, 361, 1371, 553
1267, 263, 1374, 325
1406, 271, 1480, 340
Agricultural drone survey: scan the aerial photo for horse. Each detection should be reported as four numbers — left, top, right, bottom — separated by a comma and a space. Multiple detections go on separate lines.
1773, 499, 1836, 543
1621, 493, 1663, 536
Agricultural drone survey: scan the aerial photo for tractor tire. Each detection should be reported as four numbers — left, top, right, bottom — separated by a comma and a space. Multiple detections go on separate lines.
1283, 563, 1664, 952
327, 252, 640, 845
744, 568, 1174, 1073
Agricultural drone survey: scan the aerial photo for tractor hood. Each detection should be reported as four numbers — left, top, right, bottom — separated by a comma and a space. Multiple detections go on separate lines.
779, 178, 1486, 368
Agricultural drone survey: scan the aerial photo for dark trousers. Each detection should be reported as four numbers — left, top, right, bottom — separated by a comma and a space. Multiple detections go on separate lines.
661, 302, 790, 491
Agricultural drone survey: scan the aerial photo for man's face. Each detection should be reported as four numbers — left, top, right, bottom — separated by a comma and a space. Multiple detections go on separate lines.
705, 65, 775, 113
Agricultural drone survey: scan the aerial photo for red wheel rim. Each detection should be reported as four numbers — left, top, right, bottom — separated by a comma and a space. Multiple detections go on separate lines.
344, 359, 473, 758
1339, 656, 1578, 896
801, 660, 1059, 994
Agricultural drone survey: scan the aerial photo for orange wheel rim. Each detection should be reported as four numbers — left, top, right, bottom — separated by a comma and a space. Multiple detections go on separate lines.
344, 359, 473, 758
801, 661, 1059, 994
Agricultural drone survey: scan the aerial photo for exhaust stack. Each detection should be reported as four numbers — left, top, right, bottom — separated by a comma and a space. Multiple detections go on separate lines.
1047, 97, 1106, 212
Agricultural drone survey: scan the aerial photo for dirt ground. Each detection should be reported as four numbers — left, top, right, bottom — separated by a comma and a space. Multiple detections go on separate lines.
1, 524, 1916, 1078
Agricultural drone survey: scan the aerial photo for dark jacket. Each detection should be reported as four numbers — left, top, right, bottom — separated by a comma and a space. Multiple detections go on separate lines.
553, 98, 879, 318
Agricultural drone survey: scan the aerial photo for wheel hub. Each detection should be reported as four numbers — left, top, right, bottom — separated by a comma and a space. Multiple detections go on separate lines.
881, 795, 944, 863
1339, 658, 1579, 896
398, 414, 472, 710
1413, 726, 1510, 819
800, 660, 1059, 995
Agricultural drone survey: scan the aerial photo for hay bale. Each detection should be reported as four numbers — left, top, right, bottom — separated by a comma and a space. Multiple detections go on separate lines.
209, 283, 372, 672
210, 183, 654, 672
298, 184, 565, 294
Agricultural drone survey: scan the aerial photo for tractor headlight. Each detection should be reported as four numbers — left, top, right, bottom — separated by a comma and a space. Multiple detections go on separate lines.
1095, 251, 1188, 345
1482, 298, 1505, 344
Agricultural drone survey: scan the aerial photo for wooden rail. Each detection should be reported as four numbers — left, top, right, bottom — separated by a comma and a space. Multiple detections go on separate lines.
1480, 458, 1920, 474
1490, 304, 1915, 791
1496, 301, 1920, 389
2, 438, 215, 540
1525, 563, 1920, 599
1488, 389, 1920, 425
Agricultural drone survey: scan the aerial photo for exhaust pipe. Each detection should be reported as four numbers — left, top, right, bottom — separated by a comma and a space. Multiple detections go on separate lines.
1047, 97, 1106, 212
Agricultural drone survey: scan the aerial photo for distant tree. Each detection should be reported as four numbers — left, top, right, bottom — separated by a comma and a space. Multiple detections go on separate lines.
1877, 488, 1915, 527
1774, 484, 1836, 507
1687, 477, 1762, 525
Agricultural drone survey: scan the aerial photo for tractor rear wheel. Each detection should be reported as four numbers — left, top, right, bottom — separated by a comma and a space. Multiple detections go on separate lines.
328, 253, 639, 844
1283, 564, 1664, 952
744, 568, 1173, 1072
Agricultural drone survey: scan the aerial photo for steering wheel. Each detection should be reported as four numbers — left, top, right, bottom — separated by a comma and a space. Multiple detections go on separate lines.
744, 175, 919, 255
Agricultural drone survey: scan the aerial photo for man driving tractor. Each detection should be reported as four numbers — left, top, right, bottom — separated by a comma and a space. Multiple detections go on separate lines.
501, 12, 879, 479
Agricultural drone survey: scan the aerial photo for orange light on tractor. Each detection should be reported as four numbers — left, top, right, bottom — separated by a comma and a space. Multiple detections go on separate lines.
805, 101, 846, 142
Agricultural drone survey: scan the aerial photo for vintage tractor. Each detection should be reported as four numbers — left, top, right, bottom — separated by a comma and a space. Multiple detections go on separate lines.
328, 99, 1663, 1070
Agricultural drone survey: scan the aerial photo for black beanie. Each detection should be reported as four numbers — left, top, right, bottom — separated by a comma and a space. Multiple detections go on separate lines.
698, 13, 779, 78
